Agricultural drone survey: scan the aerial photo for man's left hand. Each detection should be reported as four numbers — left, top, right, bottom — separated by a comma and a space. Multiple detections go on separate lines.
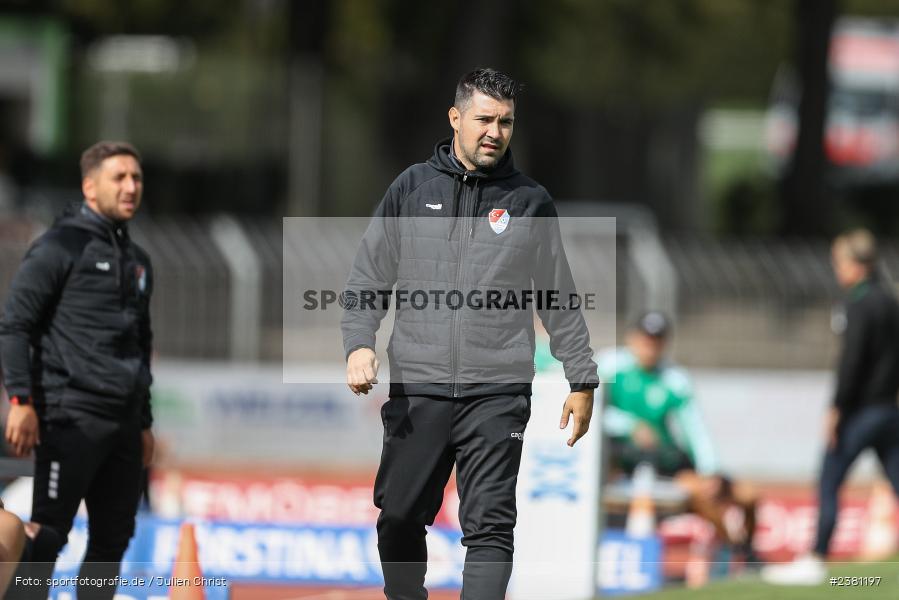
559, 389, 594, 447
141, 429, 155, 467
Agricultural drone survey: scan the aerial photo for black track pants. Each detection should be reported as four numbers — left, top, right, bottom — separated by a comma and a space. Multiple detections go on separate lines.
7, 410, 143, 600
373, 394, 531, 600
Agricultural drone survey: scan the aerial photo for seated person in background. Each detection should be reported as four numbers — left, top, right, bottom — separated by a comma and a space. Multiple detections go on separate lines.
0, 498, 24, 596
0, 380, 32, 595
598, 312, 760, 560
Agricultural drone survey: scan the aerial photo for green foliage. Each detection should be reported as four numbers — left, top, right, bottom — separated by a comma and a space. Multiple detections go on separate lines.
522, 0, 791, 111
60, 0, 234, 36
328, 0, 392, 88
843, 0, 899, 17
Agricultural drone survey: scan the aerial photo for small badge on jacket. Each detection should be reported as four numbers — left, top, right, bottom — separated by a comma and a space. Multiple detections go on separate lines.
135, 265, 147, 293
489, 208, 510, 234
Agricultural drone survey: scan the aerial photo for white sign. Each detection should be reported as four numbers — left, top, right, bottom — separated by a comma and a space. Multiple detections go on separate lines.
509, 376, 602, 600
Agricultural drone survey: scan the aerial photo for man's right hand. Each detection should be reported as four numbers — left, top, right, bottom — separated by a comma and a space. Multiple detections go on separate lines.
5, 404, 39, 457
347, 347, 379, 395
632, 421, 659, 450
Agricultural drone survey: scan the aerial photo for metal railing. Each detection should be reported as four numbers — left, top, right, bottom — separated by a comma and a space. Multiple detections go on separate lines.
0, 210, 882, 369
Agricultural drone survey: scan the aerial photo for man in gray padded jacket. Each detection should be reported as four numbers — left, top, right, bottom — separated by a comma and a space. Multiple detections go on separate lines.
341, 68, 598, 600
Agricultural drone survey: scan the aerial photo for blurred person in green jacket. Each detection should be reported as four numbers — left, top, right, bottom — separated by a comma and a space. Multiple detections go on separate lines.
598, 312, 760, 560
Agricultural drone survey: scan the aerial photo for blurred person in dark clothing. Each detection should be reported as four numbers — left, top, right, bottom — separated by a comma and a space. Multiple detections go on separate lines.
0, 141, 154, 600
763, 228, 899, 585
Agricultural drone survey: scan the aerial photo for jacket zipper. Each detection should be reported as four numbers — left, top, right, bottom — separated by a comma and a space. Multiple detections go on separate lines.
450, 173, 469, 398
112, 226, 126, 308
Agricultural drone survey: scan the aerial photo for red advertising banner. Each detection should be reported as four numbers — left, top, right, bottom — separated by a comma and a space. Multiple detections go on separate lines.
150, 469, 461, 529
658, 482, 899, 563
153, 470, 898, 565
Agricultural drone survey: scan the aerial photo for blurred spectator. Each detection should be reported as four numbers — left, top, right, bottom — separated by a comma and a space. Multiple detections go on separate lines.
0, 498, 24, 597
763, 229, 899, 585
598, 312, 760, 560
0, 141, 155, 600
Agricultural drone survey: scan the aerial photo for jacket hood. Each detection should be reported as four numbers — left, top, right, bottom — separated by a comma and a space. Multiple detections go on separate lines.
55, 202, 127, 240
427, 137, 520, 180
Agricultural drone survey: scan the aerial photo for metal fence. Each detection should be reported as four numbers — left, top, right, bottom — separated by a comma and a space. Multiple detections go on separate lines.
0, 209, 883, 369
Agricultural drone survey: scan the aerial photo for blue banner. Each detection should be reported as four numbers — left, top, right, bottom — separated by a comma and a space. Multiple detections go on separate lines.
47, 515, 463, 591
596, 530, 663, 596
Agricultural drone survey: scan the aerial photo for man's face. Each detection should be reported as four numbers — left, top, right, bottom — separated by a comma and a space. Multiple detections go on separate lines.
627, 331, 667, 371
82, 154, 143, 222
448, 91, 515, 171
831, 241, 867, 289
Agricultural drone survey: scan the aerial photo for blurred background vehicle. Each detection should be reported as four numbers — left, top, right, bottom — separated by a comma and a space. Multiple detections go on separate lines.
767, 17, 899, 188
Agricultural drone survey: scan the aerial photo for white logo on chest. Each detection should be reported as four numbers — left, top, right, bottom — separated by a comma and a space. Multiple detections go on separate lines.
425, 203, 443, 210
96, 262, 111, 271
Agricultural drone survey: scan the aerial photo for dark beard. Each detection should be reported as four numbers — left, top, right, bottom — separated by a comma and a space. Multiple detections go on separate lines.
465, 149, 502, 173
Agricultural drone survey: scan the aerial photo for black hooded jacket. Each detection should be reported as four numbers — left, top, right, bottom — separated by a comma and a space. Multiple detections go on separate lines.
833, 276, 899, 415
0, 203, 153, 427
341, 138, 599, 398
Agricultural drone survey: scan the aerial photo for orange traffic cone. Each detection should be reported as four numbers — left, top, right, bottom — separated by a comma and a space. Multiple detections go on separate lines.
170, 522, 206, 600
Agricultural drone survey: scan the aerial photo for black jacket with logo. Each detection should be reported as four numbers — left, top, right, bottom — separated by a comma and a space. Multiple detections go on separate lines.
0, 204, 153, 427
341, 138, 599, 398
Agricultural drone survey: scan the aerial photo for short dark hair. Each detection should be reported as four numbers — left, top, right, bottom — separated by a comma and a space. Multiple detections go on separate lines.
454, 68, 521, 111
80, 141, 142, 178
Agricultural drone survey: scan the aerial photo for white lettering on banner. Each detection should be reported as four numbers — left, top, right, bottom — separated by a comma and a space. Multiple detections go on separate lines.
660, 498, 873, 562
153, 473, 462, 528
167, 479, 376, 524
753, 503, 795, 554
752, 501, 865, 556
423, 531, 466, 587
152, 524, 375, 580
832, 507, 865, 551
150, 522, 463, 586
152, 526, 179, 571
597, 541, 650, 591
211, 390, 347, 424
528, 443, 578, 502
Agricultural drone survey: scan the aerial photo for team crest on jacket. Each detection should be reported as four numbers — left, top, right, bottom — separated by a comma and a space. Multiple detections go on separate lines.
488, 209, 510, 234
135, 265, 147, 293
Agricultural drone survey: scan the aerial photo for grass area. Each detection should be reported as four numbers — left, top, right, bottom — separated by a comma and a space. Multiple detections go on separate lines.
631, 558, 899, 599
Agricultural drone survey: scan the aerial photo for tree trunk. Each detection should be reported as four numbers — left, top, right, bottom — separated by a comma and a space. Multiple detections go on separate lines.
286, 0, 328, 217
780, 0, 838, 235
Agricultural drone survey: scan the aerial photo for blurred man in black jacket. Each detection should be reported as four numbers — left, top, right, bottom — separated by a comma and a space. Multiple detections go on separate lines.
763, 228, 899, 585
0, 141, 154, 599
